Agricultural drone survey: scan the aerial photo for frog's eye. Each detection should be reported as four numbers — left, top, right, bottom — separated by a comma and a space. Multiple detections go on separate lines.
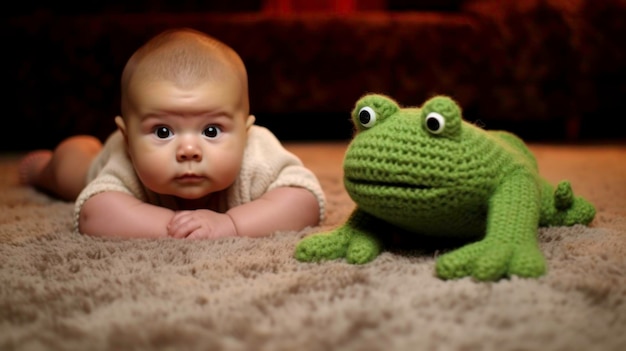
425, 112, 445, 134
358, 106, 377, 128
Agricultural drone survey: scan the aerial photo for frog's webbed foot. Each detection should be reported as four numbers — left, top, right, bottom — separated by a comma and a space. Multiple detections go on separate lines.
295, 226, 382, 264
345, 230, 382, 264
542, 181, 596, 226
295, 228, 351, 262
435, 240, 546, 281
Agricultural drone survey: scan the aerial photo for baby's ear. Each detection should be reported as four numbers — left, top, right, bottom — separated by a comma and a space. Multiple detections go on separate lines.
115, 116, 129, 144
246, 114, 256, 129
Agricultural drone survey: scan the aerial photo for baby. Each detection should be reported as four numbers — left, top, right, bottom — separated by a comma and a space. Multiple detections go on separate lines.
19, 27, 325, 239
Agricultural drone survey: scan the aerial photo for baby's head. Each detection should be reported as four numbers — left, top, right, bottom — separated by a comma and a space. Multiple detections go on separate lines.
119, 28, 250, 119
115, 28, 256, 200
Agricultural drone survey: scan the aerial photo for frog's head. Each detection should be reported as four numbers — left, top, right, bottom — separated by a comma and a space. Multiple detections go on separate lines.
343, 93, 469, 231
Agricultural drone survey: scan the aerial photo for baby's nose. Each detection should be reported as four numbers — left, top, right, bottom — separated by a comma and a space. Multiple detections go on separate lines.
176, 138, 202, 162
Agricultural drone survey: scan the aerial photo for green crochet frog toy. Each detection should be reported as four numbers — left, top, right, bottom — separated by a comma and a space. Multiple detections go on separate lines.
295, 94, 596, 281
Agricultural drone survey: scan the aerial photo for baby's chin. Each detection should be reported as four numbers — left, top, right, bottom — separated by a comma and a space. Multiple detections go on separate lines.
151, 184, 223, 199
147, 180, 233, 203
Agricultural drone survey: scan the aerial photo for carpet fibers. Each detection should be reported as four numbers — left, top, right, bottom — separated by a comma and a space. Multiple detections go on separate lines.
1, 142, 625, 351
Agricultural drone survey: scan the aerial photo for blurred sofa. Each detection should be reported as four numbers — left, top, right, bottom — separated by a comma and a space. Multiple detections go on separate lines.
4, 0, 625, 151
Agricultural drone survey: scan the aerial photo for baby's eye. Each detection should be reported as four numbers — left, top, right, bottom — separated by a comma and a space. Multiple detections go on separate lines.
203, 126, 222, 139
154, 126, 173, 139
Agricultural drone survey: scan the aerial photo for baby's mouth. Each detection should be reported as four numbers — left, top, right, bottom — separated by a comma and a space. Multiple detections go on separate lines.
175, 174, 205, 183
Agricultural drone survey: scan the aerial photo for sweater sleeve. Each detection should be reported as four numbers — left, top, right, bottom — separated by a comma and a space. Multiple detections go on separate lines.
228, 126, 327, 224
73, 131, 147, 233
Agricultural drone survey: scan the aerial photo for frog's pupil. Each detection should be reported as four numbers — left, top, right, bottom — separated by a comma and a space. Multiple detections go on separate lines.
427, 117, 440, 132
359, 110, 371, 125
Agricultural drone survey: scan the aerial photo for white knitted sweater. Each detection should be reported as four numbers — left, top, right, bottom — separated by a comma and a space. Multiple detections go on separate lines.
73, 125, 326, 233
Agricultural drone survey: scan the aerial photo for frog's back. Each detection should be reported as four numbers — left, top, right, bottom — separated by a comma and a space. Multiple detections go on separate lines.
486, 130, 538, 172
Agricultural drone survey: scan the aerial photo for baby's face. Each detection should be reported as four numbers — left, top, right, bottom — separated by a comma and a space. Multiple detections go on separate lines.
118, 76, 252, 199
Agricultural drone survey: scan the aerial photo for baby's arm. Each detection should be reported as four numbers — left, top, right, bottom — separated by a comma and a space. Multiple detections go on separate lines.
168, 187, 320, 239
78, 191, 174, 238
229, 186, 321, 237
79, 187, 320, 239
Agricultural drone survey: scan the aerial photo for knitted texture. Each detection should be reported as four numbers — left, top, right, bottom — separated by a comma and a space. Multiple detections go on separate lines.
295, 94, 596, 281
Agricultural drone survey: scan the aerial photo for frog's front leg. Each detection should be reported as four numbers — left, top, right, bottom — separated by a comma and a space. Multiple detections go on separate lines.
295, 209, 383, 264
436, 173, 547, 281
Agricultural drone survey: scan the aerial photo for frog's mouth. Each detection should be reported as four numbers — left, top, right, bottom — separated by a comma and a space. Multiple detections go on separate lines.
346, 178, 432, 190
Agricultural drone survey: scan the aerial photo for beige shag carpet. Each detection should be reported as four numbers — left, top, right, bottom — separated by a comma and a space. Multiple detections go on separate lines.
1, 141, 625, 351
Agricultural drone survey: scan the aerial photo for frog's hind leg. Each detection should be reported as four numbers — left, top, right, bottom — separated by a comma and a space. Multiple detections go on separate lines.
539, 180, 596, 227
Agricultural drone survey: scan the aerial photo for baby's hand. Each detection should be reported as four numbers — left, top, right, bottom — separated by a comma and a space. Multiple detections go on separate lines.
167, 210, 237, 239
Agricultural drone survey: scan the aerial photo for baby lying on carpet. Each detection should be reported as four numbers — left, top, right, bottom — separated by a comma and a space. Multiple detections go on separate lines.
19, 27, 325, 239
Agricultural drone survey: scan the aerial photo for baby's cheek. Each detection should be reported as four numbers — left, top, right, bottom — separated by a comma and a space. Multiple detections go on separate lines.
131, 151, 172, 190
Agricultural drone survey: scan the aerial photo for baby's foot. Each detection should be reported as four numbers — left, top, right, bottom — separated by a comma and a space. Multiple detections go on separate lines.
18, 150, 52, 185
